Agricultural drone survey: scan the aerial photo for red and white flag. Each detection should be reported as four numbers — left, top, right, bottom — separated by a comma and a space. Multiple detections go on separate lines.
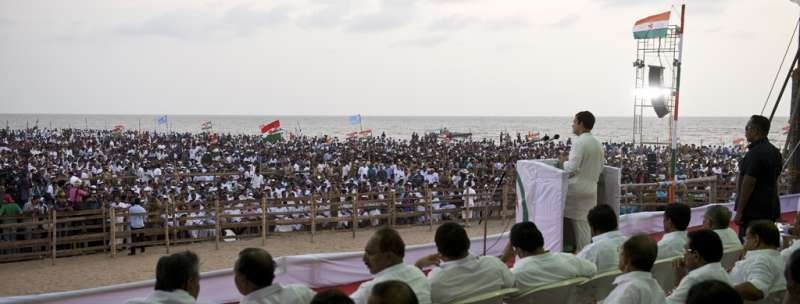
260, 120, 280, 134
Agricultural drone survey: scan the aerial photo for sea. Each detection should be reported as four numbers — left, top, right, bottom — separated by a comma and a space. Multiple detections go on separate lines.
0, 114, 790, 147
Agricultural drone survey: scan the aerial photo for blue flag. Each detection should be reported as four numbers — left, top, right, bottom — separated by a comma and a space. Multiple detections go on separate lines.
157, 115, 168, 125
348, 114, 361, 125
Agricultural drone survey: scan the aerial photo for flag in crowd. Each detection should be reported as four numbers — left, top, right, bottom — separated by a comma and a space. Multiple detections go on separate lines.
260, 120, 282, 143
111, 124, 125, 133
346, 129, 372, 139
633, 11, 670, 39
201, 121, 213, 130
157, 115, 168, 125
348, 114, 361, 125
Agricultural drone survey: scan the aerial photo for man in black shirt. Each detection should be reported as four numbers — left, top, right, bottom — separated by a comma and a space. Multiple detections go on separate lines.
734, 115, 783, 239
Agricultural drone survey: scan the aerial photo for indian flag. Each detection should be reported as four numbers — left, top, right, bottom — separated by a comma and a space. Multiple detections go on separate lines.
260, 120, 283, 143
633, 11, 670, 39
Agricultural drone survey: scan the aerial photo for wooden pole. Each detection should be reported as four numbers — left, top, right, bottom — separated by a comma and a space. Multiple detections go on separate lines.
50, 209, 56, 265
352, 192, 358, 239
502, 183, 509, 224
215, 200, 220, 250
101, 203, 107, 253
261, 197, 267, 247
164, 206, 170, 254
390, 191, 396, 227
310, 193, 317, 243
427, 188, 433, 232
109, 208, 116, 258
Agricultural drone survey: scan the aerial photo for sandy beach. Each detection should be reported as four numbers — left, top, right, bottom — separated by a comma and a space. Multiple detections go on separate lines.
0, 220, 510, 297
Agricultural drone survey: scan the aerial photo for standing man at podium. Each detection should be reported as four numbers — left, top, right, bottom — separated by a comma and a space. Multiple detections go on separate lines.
560, 111, 605, 253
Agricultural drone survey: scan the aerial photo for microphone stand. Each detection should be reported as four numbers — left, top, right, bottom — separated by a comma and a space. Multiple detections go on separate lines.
482, 169, 508, 256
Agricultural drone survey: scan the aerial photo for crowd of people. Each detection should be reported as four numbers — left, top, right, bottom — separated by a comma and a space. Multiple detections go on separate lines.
125, 201, 800, 303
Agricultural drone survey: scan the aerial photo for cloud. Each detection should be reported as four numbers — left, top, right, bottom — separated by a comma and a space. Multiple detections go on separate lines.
345, 0, 417, 33
427, 15, 476, 32
392, 35, 448, 47
485, 16, 529, 31
115, 5, 290, 39
549, 14, 579, 29
298, 0, 357, 29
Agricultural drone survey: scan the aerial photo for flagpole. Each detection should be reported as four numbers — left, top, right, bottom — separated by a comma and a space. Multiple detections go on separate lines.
359, 115, 363, 132
669, 4, 686, 204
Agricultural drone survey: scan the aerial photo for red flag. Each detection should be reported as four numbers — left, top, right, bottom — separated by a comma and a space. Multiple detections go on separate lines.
260, 120, 280, 134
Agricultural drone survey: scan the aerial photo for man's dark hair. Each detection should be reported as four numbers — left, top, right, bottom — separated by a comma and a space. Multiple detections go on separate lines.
575, 111, 596, 130
686, 280, 742, 304
375, 227, 406, 258
704, 205, 732, 229
787, 250, 800, 284
665, 203, 691, 231
434, 222, 470, 259
687, 229, 724, 263
747, 220, 780, 248
749, 115, 771, 135
510, 221, 544, 253
311, 289, 355, 304
154, 251, 199, 292
235, 248, 276, 288
587, 204, 618, 233
370, 280, 419, 304
622, 234, 658, 272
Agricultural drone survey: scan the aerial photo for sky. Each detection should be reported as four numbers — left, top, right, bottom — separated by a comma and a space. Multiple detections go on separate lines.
0, 0, 798, 116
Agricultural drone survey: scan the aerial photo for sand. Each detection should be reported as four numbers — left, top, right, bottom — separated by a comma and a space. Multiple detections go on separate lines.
0, 220, 511, 296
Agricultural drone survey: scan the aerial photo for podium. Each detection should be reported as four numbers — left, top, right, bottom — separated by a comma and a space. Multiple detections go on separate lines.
515, 160, 620, 252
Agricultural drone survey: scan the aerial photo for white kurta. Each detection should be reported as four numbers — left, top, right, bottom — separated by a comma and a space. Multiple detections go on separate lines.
239, 284, 316, 304
511, 252, 597, 290
729, 249, 786, 301
427, 254, 514, 304
563, 132, 604, 220
657, 231, 688, 260
577, 230, 627, 273
350, 263, 431, 304
603, 271, 666, 304
714, 228, 744, 252
666, 262, 731, 304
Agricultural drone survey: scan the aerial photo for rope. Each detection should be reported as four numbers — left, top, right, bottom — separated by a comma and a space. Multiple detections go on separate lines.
761, 18, 800, 115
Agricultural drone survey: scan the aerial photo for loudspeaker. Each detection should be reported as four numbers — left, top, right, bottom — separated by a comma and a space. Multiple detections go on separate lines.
648, 65, 670, 118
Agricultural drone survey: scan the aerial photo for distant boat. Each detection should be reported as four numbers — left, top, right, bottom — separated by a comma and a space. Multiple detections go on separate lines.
427, 128, 472, 139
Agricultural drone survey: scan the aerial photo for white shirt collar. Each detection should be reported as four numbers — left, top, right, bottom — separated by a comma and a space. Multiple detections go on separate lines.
375, 263, 406, 278
592, 230, 624, 243
242, 284, 282, 302
744, 248, 780, 259
439, 254, 476, 269
613, 271, 652, 285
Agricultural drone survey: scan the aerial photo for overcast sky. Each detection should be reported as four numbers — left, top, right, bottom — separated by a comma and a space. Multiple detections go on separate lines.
0, 0, 798, 116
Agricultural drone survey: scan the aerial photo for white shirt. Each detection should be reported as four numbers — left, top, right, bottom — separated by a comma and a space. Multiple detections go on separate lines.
129, 204, 147, 229
657, 231, 688, 260
125, 289, 195, 304
715, 228, 744, 252
511, 252, 597, 289
239, 284, 315, 304
350, 263, 431, 304
578, 230, 626, 273
563, 132, 604, 220
427, 254, 514, 304
603, 271, 666, 304
729, 249, 786, 300
666, 262, 731, 304
781, 239, 800, 263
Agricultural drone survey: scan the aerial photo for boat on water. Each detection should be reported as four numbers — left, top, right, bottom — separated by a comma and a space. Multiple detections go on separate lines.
427, 128, 472, 139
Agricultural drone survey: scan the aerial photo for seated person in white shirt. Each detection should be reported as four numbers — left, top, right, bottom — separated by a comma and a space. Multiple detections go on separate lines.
577, 204, 627, 273
234, 248, 316, 304
351, 228, 431, 304
666, 230, 731, 304
657, 203, 690, 260
500, 221, 597, 289
414, 222, 514, 303
686, 280, 743, 304
785, 250, 800, 304
730, 220, 786, 302
603, 235, 666, 304
367, 280, 419, 304
126, 251, 200, 304
703, 205, 743, 252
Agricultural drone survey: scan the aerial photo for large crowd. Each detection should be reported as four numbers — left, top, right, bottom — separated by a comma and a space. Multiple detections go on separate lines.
0, 127, 746, 216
